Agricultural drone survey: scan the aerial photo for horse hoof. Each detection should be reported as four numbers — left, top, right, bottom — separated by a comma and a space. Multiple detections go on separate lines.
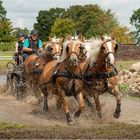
74, 111, 81, 118
68, 120, 75, 125
113, 112, 120, 118
43, 106, 49, 112
97, 112, 102, 119
56, 102, 62, 110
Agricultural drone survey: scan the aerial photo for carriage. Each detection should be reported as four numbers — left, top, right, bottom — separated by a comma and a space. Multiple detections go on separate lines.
6, 53, 27, 99
5, 36, 121, 124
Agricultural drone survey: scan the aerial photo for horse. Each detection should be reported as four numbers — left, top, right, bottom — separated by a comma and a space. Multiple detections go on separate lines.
23, 38, 63, 95
81, 36, 122, 119
39, 39, 86, 125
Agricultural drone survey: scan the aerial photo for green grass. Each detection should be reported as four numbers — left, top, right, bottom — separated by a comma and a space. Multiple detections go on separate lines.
116, 60, 140, 71
0, 60, 13, 72
0, 122, 28, 130
119, 82, 129, 94
0, 51, 13, 56
0, 122, 139, 139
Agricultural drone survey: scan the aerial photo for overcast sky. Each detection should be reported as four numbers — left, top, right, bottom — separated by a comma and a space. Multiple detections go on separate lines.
2, 0, 140, 30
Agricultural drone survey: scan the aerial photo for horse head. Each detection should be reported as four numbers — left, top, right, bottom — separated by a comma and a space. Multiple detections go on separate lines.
65, 40, 85, 66
100, 36, 118, 66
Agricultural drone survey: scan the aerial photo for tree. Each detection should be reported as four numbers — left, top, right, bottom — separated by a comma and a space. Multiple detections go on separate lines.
0, 1, 13, 42
130, 8, 140, 44
51, 18, 76, 37
0, 19, 13, 42
64, 5, 118, 38
34, 8, 65, 41
12, 27, 29, 41
0, 0, 7, 19
110, 25, 134, 44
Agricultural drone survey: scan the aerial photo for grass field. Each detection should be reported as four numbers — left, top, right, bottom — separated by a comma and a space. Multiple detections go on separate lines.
0, 60, 13, 73
116, 60, 139, 71
0, 51, 14, 56
0, 51, 139, 73
0, 58, 139, 73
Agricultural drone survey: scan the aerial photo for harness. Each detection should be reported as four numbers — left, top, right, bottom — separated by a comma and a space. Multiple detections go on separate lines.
51, 60, 82, 85
84, 67, 118, 79
18, 41, 24, 54
28, 38, 39, 50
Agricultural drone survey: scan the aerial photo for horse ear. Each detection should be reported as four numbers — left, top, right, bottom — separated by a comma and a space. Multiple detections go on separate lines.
49, 36, 52, 42
66, 45, 69, 54
60, 38, 63, 43
66, 34, 71, 41
78, 33, 83, 41
101, 36, 105, 41
115, 43, 118, 54
111, 36, 116, 41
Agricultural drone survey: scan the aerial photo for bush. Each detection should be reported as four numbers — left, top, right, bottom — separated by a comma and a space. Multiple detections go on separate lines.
0, 42, 15, 51
119, 82, 129, 94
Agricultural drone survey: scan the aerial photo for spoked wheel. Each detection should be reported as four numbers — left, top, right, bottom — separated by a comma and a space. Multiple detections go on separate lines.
11, 75, 18, 97
11, 75, 27, 100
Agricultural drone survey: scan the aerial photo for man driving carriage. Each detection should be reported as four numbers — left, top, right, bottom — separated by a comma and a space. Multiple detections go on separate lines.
14, 32, 25, 65
22, 29, 43, 60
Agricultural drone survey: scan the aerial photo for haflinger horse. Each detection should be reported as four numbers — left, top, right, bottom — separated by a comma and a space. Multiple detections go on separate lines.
23, 38, 63, 95
39, 38, 86, 125
81, 36, 122, 119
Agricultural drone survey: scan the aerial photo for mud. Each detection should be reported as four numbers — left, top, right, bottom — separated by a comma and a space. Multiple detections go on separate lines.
0, 89, 140, 138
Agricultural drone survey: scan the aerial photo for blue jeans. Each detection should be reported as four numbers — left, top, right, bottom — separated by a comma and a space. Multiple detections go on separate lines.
22, 53, 29, 60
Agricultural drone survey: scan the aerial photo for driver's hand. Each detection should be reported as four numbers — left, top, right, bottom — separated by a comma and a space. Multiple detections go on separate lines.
14, 52, 18, 55
30, 48, 33, 51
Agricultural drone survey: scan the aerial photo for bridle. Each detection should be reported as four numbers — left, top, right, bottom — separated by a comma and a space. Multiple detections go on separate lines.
66, 43, 86, 58
101, 39, 117, 67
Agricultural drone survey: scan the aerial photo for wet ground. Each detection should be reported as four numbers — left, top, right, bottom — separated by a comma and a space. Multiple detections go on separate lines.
0, 93, 139, 138
0, 75, 6, 85
0, 76, 140, 138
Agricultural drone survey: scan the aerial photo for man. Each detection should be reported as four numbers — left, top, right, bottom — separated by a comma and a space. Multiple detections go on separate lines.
14, 32, 25, 65
23, 29, 43, 60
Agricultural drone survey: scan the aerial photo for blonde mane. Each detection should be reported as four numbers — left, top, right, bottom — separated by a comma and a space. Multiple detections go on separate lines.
84, 35, 112, 63
60, 40, 71, 62
60, 40, 83, 62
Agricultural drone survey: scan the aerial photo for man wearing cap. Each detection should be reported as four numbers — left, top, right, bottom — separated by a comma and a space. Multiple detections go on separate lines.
22, 29, 43, 60
14, 32, 25, 65
15, 32, 25, 54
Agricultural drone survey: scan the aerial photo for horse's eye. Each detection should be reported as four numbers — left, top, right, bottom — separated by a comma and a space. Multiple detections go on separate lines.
101, 46, 105, 50
114, 44, 118, 53
66, 46, 69, 54
51, 48, 53, 50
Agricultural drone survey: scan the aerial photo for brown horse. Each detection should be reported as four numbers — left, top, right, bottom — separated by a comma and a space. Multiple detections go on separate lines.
81, 36, 122, 118
40, 39, 85, 124
24, 38, 63, 93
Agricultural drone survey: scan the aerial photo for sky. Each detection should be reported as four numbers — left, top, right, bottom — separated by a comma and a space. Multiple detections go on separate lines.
2, 0, 140, 30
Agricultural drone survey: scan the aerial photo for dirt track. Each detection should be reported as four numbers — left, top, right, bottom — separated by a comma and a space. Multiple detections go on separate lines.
0, 94, 140, 126
0, 91, 140, 138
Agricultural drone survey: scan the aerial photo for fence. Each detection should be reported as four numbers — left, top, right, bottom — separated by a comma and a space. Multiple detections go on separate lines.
116, 44, 140, 60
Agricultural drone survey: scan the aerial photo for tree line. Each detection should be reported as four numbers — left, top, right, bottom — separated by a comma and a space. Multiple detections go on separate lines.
0, 0, 140, 45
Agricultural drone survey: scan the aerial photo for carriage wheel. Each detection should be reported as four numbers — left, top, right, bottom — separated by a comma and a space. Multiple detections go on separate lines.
11, 75, 18, 97
12, 75, 27, 100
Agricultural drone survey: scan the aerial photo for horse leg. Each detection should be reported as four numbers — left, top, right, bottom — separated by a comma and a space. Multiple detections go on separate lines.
59, 90, 74, 125
83, 92, 94, 111
93, 93, 102, 118
109, 85, 122, 118
43, 94, 49, 111
56, 96, 62, 110
74, 92, 84, 118
41, 87, 49, 112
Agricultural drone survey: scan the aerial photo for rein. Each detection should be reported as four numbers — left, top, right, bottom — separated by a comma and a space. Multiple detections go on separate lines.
84, 67, 118, 79
52, 59, 83, 81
